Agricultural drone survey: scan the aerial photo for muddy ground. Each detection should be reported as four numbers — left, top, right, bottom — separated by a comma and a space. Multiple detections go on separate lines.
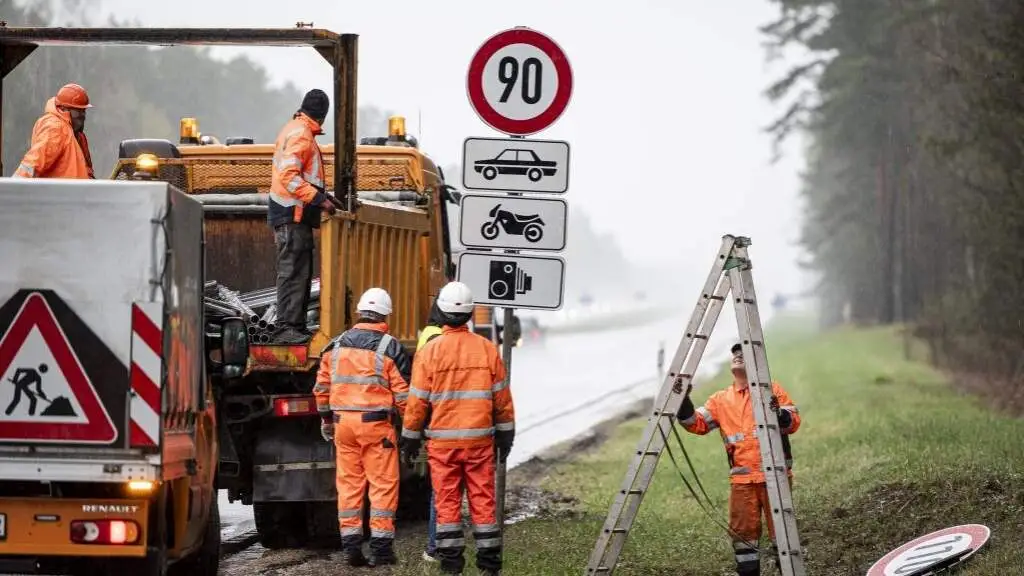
218, 400, 651, 575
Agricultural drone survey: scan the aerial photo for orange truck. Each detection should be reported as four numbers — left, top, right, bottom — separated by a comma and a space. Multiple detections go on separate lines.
0, 178, 227, 575
109, 114, 459, 547
0, 23, 369, 572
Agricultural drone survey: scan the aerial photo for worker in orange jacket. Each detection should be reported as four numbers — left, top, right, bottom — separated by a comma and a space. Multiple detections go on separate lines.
14, 83, 95, 179
313, 287, 411, 567
400, 281, 514, 576
678, 343, 801, 576
269, 88, 338, 345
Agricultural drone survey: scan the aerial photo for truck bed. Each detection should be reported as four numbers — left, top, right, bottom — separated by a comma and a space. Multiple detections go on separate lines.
0, 179, 204, 483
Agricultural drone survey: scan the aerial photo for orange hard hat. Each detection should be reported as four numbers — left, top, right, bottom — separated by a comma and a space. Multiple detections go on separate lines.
55, 83, 92, 109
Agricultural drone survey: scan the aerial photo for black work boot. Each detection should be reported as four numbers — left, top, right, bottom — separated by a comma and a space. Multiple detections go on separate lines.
343, 548, 368, 567
274, 326, 310, 344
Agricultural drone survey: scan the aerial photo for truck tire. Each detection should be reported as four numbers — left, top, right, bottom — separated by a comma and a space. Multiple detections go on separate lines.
170, 497, 220, 575
305, 501, 341, 548
254, 501, 307, 549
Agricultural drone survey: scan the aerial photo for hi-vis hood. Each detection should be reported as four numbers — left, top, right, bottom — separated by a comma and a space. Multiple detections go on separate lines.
44, 97, 73, 127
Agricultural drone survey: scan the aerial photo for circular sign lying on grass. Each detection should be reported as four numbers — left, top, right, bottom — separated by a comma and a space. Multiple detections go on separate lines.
866, 524, 990, 576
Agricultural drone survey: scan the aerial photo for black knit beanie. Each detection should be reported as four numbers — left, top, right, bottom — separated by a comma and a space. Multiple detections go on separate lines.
299, 89, 330, 123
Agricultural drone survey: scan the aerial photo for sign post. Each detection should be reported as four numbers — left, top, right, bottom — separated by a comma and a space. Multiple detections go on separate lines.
461, 25, 573, 528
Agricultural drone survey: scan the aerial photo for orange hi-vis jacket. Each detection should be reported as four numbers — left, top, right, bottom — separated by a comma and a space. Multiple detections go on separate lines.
681, 380, 801, 484
269, 112, 329, 228
14, 98, 94, 179
401, 325, 514, 449
313, 322, 412, 418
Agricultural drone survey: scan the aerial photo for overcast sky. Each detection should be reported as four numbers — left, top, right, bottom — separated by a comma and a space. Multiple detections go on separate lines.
92, 0, 812, 301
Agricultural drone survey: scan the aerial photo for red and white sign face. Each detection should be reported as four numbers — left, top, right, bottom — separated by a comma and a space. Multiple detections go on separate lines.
467, 27, 573, 136
866, 524, 990, 576
0, 292, 116, 443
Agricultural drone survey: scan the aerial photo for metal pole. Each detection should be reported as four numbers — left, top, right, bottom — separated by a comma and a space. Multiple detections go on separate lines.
497, 306, 513, 527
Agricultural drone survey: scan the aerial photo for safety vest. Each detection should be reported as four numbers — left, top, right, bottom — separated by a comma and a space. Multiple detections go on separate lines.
417, 325, 443, 351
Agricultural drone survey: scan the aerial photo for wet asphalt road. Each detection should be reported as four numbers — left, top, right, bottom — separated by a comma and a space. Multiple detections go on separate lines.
217, 307, 746, 574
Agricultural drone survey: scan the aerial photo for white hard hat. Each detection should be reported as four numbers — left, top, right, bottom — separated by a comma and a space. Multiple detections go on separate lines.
357, 287, 392, 316
437, 281, 474, 314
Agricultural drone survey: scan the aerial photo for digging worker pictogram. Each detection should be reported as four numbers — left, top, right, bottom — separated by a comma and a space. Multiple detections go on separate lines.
6, 363, 50, 416
677, 343, 802, 576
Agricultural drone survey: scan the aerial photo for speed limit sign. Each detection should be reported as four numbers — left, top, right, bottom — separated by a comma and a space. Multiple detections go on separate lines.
467, 27, 574, 136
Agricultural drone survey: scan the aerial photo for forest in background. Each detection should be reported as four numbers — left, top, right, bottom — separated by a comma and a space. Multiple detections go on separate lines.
764, 0, 1024, 403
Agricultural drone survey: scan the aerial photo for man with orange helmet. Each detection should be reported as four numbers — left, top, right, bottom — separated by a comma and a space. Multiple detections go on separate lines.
14, 83, 95, 179
400, 281, 515, 576
313, 287, 411, 567
677, 343, 801, 576
269, 88, 338, 344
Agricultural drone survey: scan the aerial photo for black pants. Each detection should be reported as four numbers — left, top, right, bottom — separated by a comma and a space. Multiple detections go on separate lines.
273, 223, 314, 331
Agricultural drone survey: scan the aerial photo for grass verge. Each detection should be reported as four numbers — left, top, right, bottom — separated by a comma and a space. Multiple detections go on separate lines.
384, 315, 1024, 575
503, 316, 1024, 575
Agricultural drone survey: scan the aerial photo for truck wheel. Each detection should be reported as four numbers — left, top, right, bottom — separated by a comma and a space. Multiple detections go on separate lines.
254, 502, 307, 549
170, 497, 220, 575
306, 501, 341, 548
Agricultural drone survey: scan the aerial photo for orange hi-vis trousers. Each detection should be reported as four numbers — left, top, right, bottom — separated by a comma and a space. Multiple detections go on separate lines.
730, 482, 779, 575
429, 444, 502, 574
333, 411, 399, 554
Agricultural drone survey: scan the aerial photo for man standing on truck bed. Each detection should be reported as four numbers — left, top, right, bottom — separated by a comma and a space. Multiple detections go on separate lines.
269, 88, 338, 344
400, 281, 515, 576
677, 343, 801, 576
13, 83, 95, 179
313, 287, 411, 567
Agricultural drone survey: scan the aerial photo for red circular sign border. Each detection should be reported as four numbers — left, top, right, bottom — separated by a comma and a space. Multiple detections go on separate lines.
866, 524, 991, 576
466, 27, 573, 136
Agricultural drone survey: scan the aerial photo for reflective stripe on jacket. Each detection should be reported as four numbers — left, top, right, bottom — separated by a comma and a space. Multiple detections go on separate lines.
401, 324, 514, 448
14, 98, 93, 179
269, 113, 328, 228
681, 380, 800, 484
313, 322, 412, 417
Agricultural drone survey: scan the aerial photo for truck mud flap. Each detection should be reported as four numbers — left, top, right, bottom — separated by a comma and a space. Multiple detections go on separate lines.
251, 417, 335, 502
216, 407, 241, 479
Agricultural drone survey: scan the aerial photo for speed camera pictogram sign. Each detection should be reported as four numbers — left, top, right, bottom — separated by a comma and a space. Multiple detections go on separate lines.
466, 27, 574, 136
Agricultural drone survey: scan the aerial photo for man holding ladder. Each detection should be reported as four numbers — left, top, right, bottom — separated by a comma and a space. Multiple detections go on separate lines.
677, 343, 801, 576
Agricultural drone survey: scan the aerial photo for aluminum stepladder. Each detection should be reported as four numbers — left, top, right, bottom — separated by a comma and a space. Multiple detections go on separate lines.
584, 235, 805, 576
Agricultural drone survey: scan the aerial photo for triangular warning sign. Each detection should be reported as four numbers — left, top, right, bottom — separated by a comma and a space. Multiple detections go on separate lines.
0, 292, 116, 443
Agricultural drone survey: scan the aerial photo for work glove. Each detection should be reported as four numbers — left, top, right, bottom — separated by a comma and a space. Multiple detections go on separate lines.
400, 436, 422, 463
495, 430, 514, 463
777, 408, 793, 430
320, 421, 334, 443
675, 392, 695, 422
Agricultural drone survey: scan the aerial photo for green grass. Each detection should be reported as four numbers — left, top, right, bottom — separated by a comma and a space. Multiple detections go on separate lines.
390, 315, 1024, 575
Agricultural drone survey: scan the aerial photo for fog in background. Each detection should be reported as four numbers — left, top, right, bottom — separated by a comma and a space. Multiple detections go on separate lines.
18, 0, 814, 310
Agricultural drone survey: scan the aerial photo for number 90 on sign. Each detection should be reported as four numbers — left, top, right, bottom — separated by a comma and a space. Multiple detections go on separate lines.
468, 28, 574, 136
486, 47, 556, 118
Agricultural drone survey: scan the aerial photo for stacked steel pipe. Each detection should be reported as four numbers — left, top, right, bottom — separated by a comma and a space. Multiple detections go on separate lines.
203, 278, 322, 344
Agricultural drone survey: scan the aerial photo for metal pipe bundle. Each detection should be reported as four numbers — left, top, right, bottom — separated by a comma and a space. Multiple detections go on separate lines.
216, 285, 260, 325
204, 278, 322, 345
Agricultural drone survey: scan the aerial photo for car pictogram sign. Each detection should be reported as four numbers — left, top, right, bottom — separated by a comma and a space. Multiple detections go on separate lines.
0, 292, 116, 443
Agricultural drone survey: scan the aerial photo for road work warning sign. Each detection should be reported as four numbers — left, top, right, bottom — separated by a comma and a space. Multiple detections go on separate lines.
0, 292, 116, 443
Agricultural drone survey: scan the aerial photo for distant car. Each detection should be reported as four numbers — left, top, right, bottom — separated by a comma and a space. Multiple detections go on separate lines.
474, 149, 558, 182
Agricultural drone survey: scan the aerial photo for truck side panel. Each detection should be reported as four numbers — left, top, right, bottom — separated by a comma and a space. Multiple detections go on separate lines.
161, 187, 207, 478
164, 186, 205, 428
